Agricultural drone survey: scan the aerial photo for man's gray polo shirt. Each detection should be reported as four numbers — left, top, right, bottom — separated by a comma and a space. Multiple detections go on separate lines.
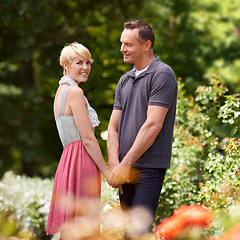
113, 56, 178, 168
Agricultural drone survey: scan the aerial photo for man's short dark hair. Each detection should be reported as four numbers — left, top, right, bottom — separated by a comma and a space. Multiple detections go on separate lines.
124, 21, 155, 49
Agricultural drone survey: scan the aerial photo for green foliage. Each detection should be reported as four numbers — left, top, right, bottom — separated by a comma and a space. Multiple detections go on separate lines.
219, 94, 240, 136
199, 138, 240, 210
0, 211, 18, 238
0, 0, 144, 178
27, 201, 51, 240
0, 1, 240, 236
145, 0, 240, 93
156, 74, 240, 223
0, 85, 61, 177
0, 210, 35, 239
1, 0, 240, 177
197, 138, 240, 238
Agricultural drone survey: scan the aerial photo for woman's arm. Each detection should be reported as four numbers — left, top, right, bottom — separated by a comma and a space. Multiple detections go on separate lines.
67, 86, 110, 179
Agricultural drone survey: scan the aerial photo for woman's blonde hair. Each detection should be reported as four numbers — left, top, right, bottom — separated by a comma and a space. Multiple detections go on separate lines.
59, 42, 94, 75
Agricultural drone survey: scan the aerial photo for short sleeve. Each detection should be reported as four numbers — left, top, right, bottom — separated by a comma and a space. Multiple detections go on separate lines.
113, 81, 122, 110
149, 72, 177, 108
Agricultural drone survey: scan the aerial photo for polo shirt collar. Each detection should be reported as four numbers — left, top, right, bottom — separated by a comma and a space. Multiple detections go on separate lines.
126, 56, 161, 78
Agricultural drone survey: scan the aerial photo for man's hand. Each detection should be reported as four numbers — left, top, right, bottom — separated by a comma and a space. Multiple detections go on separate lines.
108, 162, 131, 188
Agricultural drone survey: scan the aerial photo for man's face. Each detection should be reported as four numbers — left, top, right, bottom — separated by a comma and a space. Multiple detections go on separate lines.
120, 28, 145, 65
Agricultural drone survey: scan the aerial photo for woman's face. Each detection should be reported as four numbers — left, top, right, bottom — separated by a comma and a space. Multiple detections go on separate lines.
65, 55, 91, 83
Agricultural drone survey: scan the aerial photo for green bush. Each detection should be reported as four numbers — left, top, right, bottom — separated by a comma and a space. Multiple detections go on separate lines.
156, 74, 240, 223
219, 94, 240, 136
199, 138, 240, 210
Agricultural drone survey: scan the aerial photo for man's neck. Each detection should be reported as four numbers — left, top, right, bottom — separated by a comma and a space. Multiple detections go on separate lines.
134, 54, 155, 71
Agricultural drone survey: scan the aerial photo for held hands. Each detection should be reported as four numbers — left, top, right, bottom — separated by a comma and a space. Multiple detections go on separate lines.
107, 162, 131, 188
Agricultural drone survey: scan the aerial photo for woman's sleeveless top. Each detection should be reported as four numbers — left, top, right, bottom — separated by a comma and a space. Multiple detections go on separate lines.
56, 85, 100, 148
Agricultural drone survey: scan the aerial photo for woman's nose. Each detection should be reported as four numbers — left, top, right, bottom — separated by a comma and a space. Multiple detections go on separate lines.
82, 63, 89, 69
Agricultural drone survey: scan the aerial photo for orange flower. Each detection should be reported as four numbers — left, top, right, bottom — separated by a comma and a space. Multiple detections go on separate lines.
155, 205, 214, 239
174, 205, 214, 227
155, 215, 186, 240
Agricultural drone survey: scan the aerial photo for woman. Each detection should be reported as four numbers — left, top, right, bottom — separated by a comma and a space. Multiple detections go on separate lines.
46, 42, 111, 237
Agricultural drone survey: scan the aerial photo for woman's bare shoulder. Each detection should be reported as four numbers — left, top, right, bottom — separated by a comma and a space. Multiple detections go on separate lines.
69, 86, 84, 96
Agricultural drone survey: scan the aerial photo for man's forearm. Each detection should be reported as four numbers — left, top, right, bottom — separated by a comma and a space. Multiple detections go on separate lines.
121, 121, 162, 166
107, 130, 120, 168
121, 105, 168, 166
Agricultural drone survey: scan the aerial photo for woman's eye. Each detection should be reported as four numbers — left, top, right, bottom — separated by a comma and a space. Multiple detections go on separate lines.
76, 61, 91, 65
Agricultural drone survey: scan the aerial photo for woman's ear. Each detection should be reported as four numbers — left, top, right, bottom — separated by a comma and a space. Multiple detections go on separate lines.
63, 63, 69, 73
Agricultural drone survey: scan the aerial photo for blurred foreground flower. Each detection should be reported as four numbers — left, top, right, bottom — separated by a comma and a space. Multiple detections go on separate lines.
0, 210, 35, 240
208, 237, 220, 240
155, 205, 214, 240
59, 205, 155, 240
60, 215, 101, 240
57, 189, 155, 240
221, 223, 240, 240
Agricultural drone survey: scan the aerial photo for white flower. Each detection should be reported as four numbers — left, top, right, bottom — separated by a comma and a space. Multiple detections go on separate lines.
103, 203, 112, 212
101, 130, 108, 140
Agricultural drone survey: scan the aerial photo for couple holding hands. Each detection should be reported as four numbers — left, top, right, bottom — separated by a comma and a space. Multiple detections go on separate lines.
46, 20, 178, 239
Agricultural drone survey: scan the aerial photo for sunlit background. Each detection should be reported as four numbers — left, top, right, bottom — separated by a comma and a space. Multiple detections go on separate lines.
1, 0, 239, 177
0, 0, 240, 239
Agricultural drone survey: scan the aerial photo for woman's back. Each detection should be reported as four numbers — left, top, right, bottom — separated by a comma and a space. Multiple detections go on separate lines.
55, 85, 81, 148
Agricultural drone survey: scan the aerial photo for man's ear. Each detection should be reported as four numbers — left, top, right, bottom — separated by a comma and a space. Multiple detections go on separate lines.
144, 40, 152, 51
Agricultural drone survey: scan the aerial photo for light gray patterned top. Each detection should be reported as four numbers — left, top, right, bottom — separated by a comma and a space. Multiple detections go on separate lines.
56, 76, 100, 148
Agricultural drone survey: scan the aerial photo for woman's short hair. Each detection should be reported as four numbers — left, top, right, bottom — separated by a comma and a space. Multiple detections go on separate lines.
124, 21, 155, 49
59, 42, 93, 74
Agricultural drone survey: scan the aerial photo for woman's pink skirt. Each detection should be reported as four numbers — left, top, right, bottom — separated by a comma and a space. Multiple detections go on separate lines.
46, 140, 101, 235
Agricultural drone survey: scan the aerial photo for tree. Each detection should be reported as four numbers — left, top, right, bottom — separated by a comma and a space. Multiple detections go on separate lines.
0, 0, 239, 177
0, 0, 143, 177
141, 0, 240, 93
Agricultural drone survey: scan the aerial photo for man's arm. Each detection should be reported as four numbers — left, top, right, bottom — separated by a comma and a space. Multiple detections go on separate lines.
109, 105, 168, 185
107, 109, 122, 169
122, 105, 168, 166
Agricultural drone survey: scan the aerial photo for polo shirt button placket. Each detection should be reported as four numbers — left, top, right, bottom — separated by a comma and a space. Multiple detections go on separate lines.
133, 77, 138, 88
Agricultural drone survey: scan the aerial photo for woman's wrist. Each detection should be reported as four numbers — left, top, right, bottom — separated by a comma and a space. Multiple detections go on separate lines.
102, 168, 110, 180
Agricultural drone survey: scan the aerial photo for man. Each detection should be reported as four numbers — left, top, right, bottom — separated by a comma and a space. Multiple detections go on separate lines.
107, 21, 178, 235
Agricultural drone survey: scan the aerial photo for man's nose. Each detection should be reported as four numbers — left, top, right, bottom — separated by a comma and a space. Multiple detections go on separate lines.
120, 44, 126, 52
